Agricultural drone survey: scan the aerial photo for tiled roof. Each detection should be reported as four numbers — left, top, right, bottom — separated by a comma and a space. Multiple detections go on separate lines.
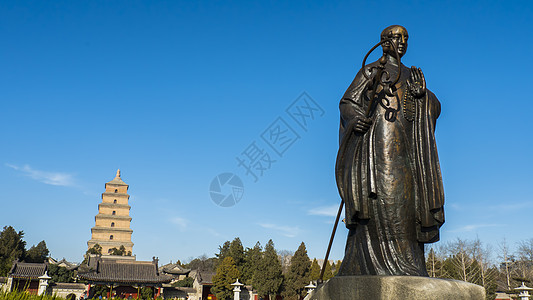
54, 258, 79, 271
8, 262, 47, 279
160, 263, 191, 275
78, 260, 172, 284
196, 272, 215, 285
50, 283, 87, 289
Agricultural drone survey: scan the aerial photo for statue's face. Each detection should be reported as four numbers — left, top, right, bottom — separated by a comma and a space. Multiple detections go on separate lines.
382, 26, 408, 58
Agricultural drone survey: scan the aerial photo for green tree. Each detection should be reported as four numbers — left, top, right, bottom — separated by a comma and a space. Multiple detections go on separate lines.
242, 242, 262, 286
253, 240, 283, 300
183, 254, 216, 273
323, 260, 334, 281
282, 242, 311, 299
25, 241, 49, 263
82, 244, 102, 265
48, 264, 74, 283
91, 285, 109, 298
216, 241, 231, 265
333, 260, 342, 276
229, 238, 245, 273
87, 244, 102, 255
109, 245, 127, 256
309, 259, 320, 281
0, 226, 26, 276
171, 276, 194, 287
140, 287, 153, 300
212, 257, 240, 300
216, 238, 245, 271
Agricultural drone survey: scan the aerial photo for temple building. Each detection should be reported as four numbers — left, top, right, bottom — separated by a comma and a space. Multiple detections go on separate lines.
78, 255, 172, 299
87, 170, 134, 255
4, 261, 51, 295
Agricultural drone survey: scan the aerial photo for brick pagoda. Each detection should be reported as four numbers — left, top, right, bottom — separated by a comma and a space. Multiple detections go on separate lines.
87, 170, 134, 255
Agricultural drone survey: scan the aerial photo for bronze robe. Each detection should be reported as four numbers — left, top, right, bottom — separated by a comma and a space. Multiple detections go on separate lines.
336, 61, 444, 276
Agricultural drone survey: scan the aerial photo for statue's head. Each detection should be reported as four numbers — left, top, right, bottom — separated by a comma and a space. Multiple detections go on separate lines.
381, 25, 408, 59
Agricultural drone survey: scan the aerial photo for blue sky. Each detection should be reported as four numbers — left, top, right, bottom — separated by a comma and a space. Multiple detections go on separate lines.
1, 0, 532, 264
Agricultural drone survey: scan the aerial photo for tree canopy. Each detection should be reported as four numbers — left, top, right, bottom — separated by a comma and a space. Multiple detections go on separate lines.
322, 260, 334, 281
0, 226, 27, 276
183, 254, 216, 274
48, 264, 75, 283
108, 245, 130, 256
211, 257, 240, 300
25, 241, 49, 263
282, 242, 310, 299
253, 239, 283, 299
309, 258, 320, 281
242, 242, 262, 286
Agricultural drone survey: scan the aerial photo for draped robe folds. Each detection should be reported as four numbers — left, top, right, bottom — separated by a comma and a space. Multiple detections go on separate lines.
336, 60, 445, 276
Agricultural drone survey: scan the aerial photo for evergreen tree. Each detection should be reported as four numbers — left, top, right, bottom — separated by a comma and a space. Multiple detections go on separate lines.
183, 255, 216, 273
140, 287, 153, 300
48, 264, 75, 283
242, 242, 262, 286
282, 242, 311, 299
309, 259, 320, 281
253, 240, 283, 300
0, 226, 26, 276
229, 238, 245, 273
171, 277, 194, 287
216, 241, 231, 266
87, 244, 102, 255
109, 245, 128, 256
212, 257, 240, 300
323, 260, 334, 281
333, 260, 342, 276
82, 244, 102, 265
25, 241, 49, 263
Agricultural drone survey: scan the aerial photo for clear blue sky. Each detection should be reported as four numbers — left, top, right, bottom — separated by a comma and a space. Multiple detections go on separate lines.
1, 0, 532, 264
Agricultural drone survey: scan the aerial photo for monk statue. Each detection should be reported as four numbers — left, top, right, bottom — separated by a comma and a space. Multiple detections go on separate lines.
335, 25, 445, 276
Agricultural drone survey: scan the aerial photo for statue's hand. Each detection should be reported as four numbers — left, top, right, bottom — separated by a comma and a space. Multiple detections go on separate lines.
407, 66, 426, 98
354, 117, 372, 134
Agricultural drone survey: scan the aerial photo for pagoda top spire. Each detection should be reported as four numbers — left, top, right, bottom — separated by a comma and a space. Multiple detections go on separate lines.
106, 169, 127, 186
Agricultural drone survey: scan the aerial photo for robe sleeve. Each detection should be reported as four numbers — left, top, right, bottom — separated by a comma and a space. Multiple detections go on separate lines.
336, 68, 373, 227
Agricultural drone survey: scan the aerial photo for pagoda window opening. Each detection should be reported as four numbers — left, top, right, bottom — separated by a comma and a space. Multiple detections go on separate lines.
112, 211, 116, 215
110, 235, 114, 240
114, 189, 118, 193
113, 199, 117, 204
111, 222, 115, 227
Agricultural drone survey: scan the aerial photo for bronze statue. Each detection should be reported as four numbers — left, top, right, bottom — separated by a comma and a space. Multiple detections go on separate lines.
335, 25, 444, 276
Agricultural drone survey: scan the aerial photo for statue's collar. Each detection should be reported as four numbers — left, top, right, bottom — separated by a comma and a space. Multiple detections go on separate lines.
386, 55, 400, 67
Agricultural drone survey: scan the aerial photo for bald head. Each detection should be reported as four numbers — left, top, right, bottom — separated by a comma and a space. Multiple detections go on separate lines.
381, 25, 409, 59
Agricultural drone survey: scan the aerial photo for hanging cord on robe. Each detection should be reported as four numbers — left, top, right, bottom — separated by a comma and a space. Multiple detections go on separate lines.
319, 38, 401, 283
